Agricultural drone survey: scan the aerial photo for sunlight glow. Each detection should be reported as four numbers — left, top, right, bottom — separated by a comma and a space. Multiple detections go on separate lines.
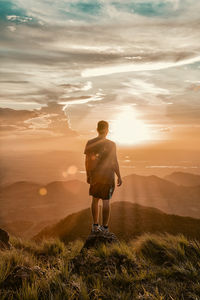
108, 106, 153, 145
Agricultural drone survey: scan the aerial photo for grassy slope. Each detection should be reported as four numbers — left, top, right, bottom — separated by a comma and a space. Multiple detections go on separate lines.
0, 233, 200, 300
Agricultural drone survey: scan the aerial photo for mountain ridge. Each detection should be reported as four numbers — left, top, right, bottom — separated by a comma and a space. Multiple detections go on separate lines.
1, 172, 200, 238
164, 171, 200, 187
34, 201, 200, 243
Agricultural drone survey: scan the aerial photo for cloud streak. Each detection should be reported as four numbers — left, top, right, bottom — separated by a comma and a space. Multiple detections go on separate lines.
82, 55, 200, 77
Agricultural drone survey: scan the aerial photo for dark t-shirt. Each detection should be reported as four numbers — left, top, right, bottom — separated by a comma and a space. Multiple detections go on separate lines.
84, 136, 116, 185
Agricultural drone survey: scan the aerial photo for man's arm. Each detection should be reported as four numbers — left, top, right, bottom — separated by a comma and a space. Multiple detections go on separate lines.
85, 154, 90, 183
85, 154, 91, 184
112, 143, 122, 186
84, 141, 91, 184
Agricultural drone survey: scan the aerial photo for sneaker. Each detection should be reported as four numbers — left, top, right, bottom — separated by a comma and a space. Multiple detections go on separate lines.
91, 224, 102, 233
99, 225, 109, 233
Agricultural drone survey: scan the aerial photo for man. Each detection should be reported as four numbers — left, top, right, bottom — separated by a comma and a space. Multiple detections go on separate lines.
84, 120, 122, 233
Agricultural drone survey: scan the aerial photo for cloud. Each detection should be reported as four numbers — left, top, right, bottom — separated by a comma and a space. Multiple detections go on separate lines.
82, 55, 200, 77
59, 81, 92, 92
59, 91, 104, 110
7, 15, 32, 22
0, 107, 38, 123
122, 79, 170, 97
7, 0, 194, 26
24, 114, 56, 129
0, 102, 78, 138
0, 0, 200, 139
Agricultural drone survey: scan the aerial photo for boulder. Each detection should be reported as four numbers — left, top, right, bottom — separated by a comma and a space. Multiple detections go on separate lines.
81, 230, 119, 252
69, 231, 137, 276
0, 228, 11, 249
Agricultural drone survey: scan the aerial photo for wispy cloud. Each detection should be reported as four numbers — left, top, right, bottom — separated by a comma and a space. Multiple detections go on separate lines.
82, 55, 200, 77
0, 102, 77, 138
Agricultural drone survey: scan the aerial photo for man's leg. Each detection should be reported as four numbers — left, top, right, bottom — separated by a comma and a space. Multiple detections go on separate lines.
102, 199, 110, 226
91, 197, 100, 224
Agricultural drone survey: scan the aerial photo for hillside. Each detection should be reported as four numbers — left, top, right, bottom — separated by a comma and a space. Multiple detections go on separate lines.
0, 233, 200, 299
165, 171, 200, 187
35, 201, 200, 243
112, 173, 200, 218
0, 179, 90, 238
1, 173, 200, 238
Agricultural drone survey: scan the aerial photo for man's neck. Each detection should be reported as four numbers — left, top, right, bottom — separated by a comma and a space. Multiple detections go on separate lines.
98, 134, 106, 139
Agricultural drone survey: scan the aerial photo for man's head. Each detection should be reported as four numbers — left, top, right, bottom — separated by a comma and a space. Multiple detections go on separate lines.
97, 120, 109, 137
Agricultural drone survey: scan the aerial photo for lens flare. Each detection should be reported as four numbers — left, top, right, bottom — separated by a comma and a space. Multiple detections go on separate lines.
62, 165, 78, 178
39, 187, 47, 196
67, 165, 78, 175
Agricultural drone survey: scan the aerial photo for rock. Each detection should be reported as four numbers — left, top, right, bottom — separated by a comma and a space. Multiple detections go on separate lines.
2, 265, 44, 289
70, 232, 138, 276
80, 230, 120, 252
0, 228, 11, 249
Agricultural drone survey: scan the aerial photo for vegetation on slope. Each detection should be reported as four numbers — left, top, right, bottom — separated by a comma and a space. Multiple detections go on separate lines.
0, 233, 200, 299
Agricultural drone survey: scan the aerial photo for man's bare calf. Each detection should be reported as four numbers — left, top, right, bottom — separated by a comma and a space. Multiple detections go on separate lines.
102, 199, 110, 227
91, 197, 110, 227
91, 197, 100, 224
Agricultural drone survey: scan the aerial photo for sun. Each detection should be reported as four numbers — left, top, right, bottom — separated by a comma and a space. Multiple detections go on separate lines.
108, 106, 152, 145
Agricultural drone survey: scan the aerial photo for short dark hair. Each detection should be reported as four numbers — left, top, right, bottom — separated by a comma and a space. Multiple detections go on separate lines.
97, 120, 109, 133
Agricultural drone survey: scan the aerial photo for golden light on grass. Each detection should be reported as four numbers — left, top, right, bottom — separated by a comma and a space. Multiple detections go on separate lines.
39, 187, 47, 196
109, 106, 153, 145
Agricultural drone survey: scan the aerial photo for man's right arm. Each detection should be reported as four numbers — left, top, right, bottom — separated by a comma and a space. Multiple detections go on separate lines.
85, 155, 91, 184
84, 141, 91, 184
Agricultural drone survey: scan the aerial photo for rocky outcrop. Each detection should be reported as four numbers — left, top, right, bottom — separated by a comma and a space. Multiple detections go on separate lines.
70, 231, 137, 276
0, 228, 11, 249
81, 230, 119, 252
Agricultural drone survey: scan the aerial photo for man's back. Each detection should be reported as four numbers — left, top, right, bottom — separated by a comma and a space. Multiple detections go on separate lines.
84, 120, 122, 232
84, 136, 116, 185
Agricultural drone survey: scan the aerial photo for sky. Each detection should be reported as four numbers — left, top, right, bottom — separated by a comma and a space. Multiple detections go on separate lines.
0, 0, 200, 151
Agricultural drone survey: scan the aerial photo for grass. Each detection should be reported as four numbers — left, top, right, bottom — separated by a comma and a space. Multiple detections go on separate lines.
0, 233, 200, 299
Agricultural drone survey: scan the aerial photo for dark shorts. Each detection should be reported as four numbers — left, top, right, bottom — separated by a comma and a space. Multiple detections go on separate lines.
89, 182, 115, 200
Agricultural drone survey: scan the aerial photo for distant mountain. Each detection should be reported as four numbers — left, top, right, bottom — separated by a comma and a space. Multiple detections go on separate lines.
2, 173, 200, 238
112, 174, 200, 218
164, 171, 200, 187
34, 201, 200, 243
0, 150, 84, 186
0, 219, 58, 239
0, 179, 90, 237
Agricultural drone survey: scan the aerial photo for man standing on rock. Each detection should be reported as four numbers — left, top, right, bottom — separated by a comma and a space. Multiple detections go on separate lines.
84, 120, 122, 233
